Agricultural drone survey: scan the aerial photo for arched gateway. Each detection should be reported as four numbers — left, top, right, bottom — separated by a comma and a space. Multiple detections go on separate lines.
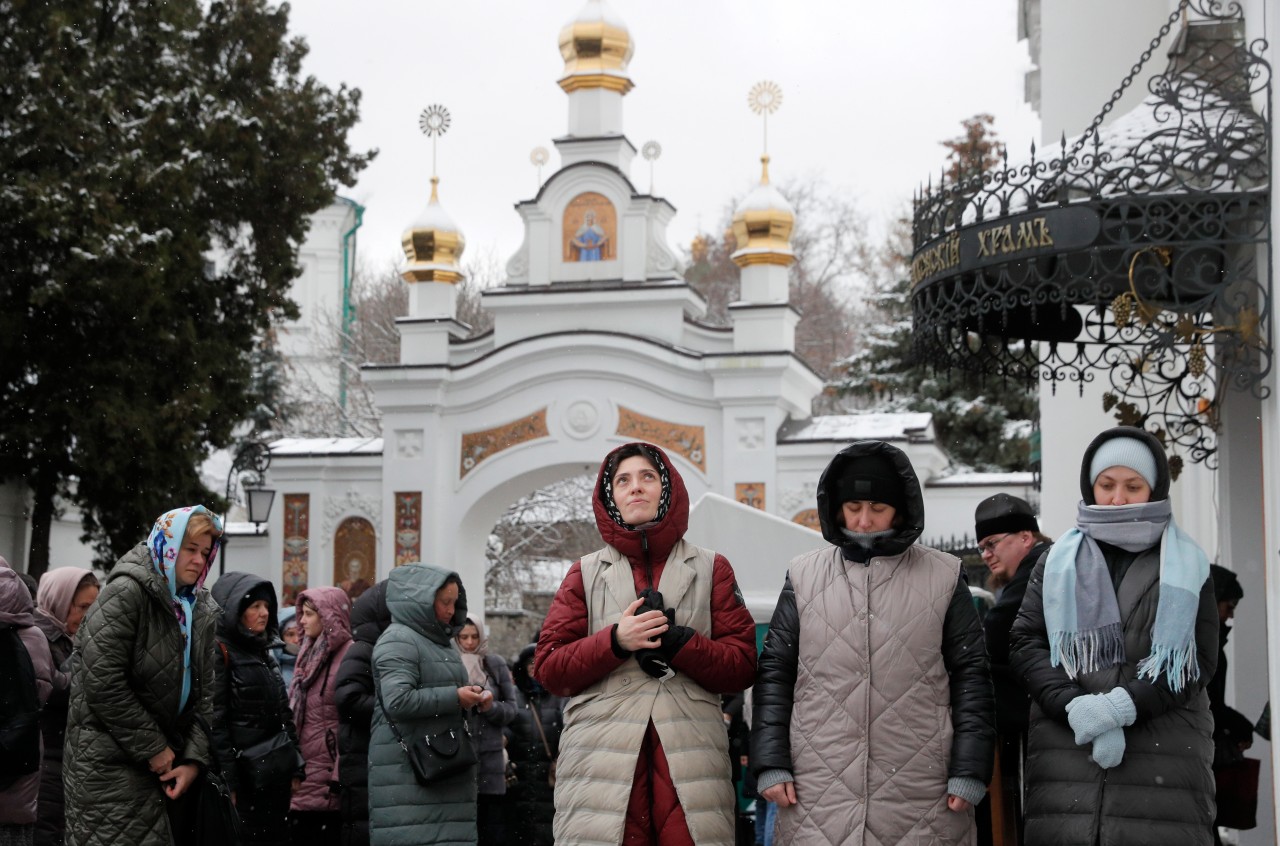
263, 0, 1033, 620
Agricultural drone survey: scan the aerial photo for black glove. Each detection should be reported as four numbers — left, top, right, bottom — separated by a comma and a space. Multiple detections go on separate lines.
658, 608, 694, 659
634, 589, 676, 680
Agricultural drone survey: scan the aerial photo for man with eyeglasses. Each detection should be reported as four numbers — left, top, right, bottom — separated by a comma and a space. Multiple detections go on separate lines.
973, 493, 1052, 846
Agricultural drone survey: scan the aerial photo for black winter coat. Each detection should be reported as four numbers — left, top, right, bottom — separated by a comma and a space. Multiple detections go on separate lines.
1008, 426, 1217, 846
34, 613, 73, 846
983, 541, 1049, 735
333, 579, 390, 846
504, 689, 565, 846
210, 573, 302, 799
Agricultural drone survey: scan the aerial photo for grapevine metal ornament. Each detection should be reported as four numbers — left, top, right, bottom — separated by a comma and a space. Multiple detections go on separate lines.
642, 140, 662, 193
418, 104, 452, 180
747, 80, 782, 154
530, 146, 549, 188
907, 0, 1271, 470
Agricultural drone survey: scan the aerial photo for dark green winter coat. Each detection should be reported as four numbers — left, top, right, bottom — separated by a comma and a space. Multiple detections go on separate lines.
368, 564, 475, 846
64, 544, 217, 846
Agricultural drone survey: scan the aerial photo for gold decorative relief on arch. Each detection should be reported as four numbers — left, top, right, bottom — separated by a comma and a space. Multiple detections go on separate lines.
615, 407, 706, 473
460, 409, 550, 478
792, 509, 821, 532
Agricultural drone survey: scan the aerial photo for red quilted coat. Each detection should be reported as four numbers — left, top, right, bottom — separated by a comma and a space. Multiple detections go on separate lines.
535, 443, 756, 846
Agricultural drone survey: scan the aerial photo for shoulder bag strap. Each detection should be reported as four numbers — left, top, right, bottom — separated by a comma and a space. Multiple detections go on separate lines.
374, 680, 413, 755
528, 700, 553, 760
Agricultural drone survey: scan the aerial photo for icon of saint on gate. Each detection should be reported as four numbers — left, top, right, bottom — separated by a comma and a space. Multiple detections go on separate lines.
563, 192, 616, 262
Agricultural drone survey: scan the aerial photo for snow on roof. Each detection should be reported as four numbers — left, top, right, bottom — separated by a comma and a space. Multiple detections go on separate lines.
409, 195, 462, 234
780, 412, 934, 443
569, 0, 628, 31
928, 471, 1036, 487
736, 180, 795, 215
269, 437, 383, 456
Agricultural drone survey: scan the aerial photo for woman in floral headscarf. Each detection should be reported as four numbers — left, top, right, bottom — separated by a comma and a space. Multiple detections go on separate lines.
64, 505, 222, 846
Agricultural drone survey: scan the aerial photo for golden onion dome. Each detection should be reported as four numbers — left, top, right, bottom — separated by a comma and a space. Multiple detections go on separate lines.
730, 156, 796, 267
401, 177, 466, 284
557, 0, 634, 95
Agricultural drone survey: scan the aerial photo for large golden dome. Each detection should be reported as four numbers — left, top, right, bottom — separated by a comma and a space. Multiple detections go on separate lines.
401, 178, 466, 284
558, 0, 634, 95
731, 156, 795, 267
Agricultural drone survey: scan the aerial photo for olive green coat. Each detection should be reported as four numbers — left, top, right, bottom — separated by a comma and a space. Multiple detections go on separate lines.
64, 545, 216, 846
369, 564, 475, 846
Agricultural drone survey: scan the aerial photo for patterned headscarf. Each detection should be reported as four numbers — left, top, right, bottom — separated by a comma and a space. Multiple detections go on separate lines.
600, 444, 672, 530
147, 505, 221, 712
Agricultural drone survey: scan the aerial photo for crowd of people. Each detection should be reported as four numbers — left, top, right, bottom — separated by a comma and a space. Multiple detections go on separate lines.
0, 427, 1252, 845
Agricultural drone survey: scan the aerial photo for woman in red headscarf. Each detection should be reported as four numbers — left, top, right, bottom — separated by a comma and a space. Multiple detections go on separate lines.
535, 442, 757, 846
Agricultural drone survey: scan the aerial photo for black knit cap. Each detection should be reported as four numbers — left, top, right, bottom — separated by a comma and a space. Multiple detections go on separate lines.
974, 493, 1039, 541
835, 453, 906, 513
244, 581, 276, 611
1210, 564, 1243, 603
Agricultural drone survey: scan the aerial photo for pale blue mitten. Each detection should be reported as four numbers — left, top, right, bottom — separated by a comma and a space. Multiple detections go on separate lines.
1090, 726, 1126, 769
1065, 688, 1136, 745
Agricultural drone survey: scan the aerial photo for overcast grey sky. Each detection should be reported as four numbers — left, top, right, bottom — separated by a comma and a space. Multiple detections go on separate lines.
285, 0, 1042, 275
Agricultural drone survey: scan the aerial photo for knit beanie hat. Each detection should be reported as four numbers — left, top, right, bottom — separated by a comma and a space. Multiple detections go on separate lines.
245, 581, 276, 612
974, 493, 1039, 541
1089, 437, 1158, 488
1210, 564, 1244, 603
835, 453, 906, 513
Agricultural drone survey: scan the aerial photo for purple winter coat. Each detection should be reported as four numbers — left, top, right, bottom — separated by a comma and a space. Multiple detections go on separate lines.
289, 586, 352, 813
0, 565, 55, 825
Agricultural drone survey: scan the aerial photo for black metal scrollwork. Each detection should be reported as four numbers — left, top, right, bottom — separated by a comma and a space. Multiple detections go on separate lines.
910, 0, 1271, 469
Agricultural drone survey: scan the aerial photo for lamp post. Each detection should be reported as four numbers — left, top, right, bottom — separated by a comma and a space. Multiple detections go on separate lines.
219, 437, 275, 576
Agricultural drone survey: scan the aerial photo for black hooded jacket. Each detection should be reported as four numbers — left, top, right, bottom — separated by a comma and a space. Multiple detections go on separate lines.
333, 579, 391, 846
210, 571, 303, 795
751, 440, 995, 788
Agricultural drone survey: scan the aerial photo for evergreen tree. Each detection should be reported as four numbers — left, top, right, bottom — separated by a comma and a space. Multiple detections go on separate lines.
835, 116, 1037, 472
0, 0, 374, 573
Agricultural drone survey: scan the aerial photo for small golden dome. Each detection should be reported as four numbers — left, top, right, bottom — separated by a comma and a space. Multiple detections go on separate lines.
401, 178, 466, 284
557, 0, 634, 95
730, 156, 795, 268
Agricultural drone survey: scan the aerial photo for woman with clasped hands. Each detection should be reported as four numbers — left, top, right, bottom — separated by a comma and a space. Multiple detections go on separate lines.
64, 506, 223, 846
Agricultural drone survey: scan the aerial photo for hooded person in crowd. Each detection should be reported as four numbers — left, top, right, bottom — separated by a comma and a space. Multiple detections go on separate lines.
288, 586, 352, 846
751, 440, 995, 846
454, 618, 517, 846
1207, 564, 1254, 843
211, 572, 303, 846
973, 493, 1052, 845
32, 566, 99, 846
535, 442, 757, 846
505, 641, 565, 846
0, 563, 55, 846
368, 564, 485, 846
63, 506, 222, 846
276, 606, 299, 689
1010, 426, 1217, 845
334, 578, 391, 846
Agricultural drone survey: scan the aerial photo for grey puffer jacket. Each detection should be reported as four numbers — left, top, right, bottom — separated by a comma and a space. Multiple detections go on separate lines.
1009, 426, 1217, 846
369, 564, 475, 846
470, 651, 518, 796
63, 545, 216, 846
751, 440, 995, 846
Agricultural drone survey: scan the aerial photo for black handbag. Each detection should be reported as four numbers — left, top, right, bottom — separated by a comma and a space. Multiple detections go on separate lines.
375, 682, 477, 786
234, 730, 300, 793
167, 716, 243, 846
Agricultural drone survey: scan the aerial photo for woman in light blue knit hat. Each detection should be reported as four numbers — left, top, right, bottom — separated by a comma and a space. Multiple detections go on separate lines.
1010, 426, 1217, 846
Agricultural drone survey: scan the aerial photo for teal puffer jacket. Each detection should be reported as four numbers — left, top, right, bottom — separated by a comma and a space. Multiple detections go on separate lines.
369, 564, 475, 846
64, 545, 216, 846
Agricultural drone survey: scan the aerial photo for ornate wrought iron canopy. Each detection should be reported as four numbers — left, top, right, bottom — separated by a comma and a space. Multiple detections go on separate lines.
910, 1, 1271, 469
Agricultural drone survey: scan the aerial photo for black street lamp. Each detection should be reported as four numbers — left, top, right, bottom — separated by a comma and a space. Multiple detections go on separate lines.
219, 437, 275, 576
